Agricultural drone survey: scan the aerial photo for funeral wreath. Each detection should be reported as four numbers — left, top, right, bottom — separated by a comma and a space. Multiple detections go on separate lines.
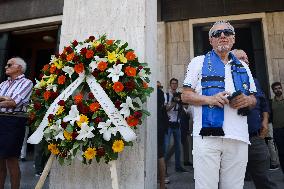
28, 35, 153, 165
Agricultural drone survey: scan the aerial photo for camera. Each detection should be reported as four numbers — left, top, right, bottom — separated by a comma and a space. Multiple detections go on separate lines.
172, 92, 182, 103
227, 90, 250, 116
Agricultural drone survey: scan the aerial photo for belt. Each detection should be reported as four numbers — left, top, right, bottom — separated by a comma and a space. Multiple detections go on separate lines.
0, 112, 28, 118
249, 130, 260, 137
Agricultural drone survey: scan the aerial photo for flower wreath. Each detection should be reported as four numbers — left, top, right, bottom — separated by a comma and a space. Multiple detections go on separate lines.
28, 35, 153, 165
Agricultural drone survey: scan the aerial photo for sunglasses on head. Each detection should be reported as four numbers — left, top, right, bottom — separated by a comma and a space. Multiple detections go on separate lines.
211, 29, 234, 38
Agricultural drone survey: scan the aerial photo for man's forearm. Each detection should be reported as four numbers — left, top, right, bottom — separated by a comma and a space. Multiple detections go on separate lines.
182, 89, 210, 106
0, 100, 16, 108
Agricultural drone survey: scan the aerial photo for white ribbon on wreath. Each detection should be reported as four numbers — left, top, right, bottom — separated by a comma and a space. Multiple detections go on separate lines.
28, 72, 139, 189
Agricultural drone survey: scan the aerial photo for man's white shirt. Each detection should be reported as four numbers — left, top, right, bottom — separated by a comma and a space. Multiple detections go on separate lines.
183, 55, 256, 144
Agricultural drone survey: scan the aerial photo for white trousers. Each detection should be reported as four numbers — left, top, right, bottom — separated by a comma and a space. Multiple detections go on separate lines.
193, 136, 248, 189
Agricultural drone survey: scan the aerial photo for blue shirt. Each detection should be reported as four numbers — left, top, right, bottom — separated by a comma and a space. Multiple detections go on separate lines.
247, 79, 269, 134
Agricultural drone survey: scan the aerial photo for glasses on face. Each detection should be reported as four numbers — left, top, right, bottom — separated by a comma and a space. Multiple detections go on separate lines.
5, 63, 19, 68
211, 29, 234, 38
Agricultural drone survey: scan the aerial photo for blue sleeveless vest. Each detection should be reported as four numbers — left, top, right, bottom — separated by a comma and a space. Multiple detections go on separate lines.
200, 50, 250, 136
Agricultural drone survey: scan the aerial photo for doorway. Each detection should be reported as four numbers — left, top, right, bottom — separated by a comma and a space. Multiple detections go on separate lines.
193, 21, 269, 96
7, 26, 59, 80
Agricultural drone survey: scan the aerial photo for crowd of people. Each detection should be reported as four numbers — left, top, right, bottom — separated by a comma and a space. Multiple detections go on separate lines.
157, 21, 284, 189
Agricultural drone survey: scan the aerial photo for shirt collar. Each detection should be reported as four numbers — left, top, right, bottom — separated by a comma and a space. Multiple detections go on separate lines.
8, 74, 25, 81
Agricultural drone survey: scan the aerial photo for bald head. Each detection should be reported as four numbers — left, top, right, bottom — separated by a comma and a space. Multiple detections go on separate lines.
232, 49, 249, 65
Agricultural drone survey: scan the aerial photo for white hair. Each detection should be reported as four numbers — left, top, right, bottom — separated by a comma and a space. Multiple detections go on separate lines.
208, 20, 235, 38
13, 57, 27, 73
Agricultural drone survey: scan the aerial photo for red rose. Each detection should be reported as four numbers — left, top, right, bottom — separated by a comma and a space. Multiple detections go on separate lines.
96, 44, 105, 52
72, 132, 79, 139
80, 47, 87, 55
125, 80, 136, 91
77, 103, 89, 114
34, 102, 42, 110
95, 117, 102, 124
50, 91, 59, 99
61, 122, 67, 129
60, 53, 67, 60
133, 111, 142, 119
73, 55, 79, 62
88, 92, 94, 99
48, 114, 54, 121
114, 100, 121, 109
92, 70, 99, 77
65, 46, 73, 54
138, 66, 143, 70
58, 100, 65, 106
97, 147, 105, 157
39, 73, 44, 79
35, 89, 41, 96
89, 36, 95, 41
72, 40, 78, 47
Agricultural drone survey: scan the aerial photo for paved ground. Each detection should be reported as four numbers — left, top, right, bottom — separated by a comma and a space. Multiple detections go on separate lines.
165, 162, 284, 189
3, 159, 284, 189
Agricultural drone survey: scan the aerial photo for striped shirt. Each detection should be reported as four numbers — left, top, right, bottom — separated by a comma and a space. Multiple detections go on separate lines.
0, 74, 33, 113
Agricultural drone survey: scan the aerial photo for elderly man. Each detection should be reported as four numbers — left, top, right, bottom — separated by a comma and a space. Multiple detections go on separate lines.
0, 57, 33, 189
233, 49, 277, 189
182, 21, 256, 189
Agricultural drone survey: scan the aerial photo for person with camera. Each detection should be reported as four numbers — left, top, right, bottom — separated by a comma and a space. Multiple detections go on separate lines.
182, 21, 256, 189
164, 78, 188, 173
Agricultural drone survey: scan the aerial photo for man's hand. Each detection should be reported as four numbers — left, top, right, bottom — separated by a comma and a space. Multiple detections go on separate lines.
0, 96, 11, 101
259, 121, 269, 139
229, 94, 256, 109
207, 91, 230, 108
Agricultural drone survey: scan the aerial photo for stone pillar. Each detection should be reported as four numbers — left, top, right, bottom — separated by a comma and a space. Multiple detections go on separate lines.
49, 0, 157, 189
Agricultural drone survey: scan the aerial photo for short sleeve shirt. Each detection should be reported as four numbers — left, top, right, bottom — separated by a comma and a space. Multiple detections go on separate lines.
183, 55, 256, 144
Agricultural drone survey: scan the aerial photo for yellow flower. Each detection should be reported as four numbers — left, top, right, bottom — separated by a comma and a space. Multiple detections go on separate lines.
63, 130, 72, 140
76, 114, 89, 127
39, 79, 46, 87
107, 51, 117, 63
54, 59, 64, 69
48, 143, 60, 155
118, 54, 127, 63
84, 147, 96, 160
112, 140, 124, 153
56, 106, 65, 115
46, 74, 57, 84
92, 41, 101, 48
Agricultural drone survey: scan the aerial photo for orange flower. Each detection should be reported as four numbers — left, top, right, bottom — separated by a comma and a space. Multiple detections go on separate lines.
97, 61, 108, 71
126, 115, 139, 127
66, 53, 75, 61
74, 63, 84, 74
42, 64, 49, 71
50, 64, 56, 74
125, 51, 136, 61
74, 93, 83, 104
89, 102, 100, 112
43, 91, 51, 101
86, 50, 94, 59
125, 66, 136, 77
113, 82, 124, 92
106, 40, 114, 45
57, 75, 66, 85
143, 81, 148, 88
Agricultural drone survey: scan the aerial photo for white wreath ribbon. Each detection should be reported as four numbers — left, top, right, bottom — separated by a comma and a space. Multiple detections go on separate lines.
28, 74, 137, 144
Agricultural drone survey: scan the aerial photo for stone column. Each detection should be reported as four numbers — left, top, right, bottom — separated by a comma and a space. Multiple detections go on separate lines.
49, 0, 157, 189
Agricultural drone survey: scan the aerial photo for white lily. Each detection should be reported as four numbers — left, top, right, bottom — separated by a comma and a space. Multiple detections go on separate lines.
133, 97, 143, 110
50, 55, 57, 64
120, 96, 135, 118
97, 120, 117, 141
34, 79, 44, 89
94, 56, 107, 62
63, 105, 80, 125
138, 69, 147, 80
62, 66, 75, 78
46, 84, 57, 92
106, 64, 124, 82
76, 122, 95, 141
89, 60, 98, 72
50, 119, 64, 140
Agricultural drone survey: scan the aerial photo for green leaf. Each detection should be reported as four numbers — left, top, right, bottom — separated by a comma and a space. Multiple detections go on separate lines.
66, 125, 73, 133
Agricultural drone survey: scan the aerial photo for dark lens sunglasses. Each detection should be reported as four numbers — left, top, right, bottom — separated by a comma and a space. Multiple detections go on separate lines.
211, 29, 234, 38
6, 63, 13, 68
